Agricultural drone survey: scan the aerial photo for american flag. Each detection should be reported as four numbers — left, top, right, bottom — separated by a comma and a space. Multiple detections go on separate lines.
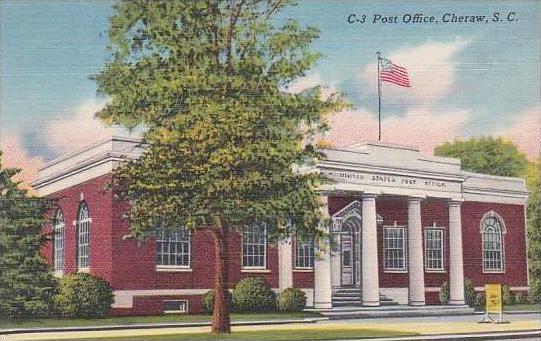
379, 58, 411, 87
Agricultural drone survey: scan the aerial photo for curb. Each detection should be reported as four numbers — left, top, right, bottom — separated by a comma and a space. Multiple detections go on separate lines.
367, 329, 541, 340
473, 310, 541, 315
0, 318, 325, 336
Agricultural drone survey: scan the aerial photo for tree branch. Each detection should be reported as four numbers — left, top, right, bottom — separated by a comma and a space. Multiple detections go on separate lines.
226, 0, 245, 75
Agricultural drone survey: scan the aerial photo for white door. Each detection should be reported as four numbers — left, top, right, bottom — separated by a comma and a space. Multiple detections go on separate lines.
341, 234, 354, 286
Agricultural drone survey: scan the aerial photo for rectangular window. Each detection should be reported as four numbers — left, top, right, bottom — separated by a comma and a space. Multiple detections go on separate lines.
242, 223, 267, 269
295, 236, 314, 269
156, 227, 191, 268
163, 300, 188, 313
425, 228, 444, 271
383, 226, 407, 271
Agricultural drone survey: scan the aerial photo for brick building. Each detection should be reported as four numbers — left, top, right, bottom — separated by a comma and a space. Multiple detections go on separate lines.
32, 136, 529, 315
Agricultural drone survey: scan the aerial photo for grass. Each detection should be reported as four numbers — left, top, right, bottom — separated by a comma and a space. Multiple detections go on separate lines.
474, 303, 541, 312
0, 312, 322, 330
504, 303, 541, 312
62, 328, 418, 341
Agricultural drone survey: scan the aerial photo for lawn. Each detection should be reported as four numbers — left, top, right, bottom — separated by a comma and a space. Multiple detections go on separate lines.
64, 328, 417, 341
474, 303, 541, 312
504, 303, 541, 312
0, 312, 322, 330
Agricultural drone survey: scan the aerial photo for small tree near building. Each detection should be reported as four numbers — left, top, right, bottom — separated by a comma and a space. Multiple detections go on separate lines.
434, 137, 528, 177
93, 0, 346, 333
526, 158, 541, 301
0, 152, 57, 318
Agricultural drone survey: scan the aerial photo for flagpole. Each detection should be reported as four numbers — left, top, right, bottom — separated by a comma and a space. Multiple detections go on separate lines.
376, 52, 382, 141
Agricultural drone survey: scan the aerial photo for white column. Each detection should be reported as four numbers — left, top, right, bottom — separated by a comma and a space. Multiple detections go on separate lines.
448, 200, 465, 305
278, 238, 293, 292
314, 195, 333, 309
361, 194, 380, 306
408, 197, 425, 306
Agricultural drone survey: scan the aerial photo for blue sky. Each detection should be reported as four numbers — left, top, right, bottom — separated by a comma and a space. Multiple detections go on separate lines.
1, 0, 540, 182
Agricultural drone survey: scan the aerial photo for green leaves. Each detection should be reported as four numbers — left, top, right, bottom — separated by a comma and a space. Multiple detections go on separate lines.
0, 153, 56, 318
434, 137, 528, 177
94, 0, 347, 242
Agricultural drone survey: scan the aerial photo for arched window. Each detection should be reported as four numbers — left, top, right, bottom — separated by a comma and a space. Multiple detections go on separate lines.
481, 212, 505, 272
77, 202, 90, 270
53, 210, 65, 272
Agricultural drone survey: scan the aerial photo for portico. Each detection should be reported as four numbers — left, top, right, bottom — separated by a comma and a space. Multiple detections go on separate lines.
313, 142, 468, 308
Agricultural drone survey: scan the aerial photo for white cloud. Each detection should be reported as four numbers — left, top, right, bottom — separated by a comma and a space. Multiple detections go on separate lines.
326, 107, 469, 156
285, 73, 338, 100
327, 39, 473, 155
359, 39, 471, 107
41, 99, 139, 155
501, 105, 541, 160
1, 130, 45, 191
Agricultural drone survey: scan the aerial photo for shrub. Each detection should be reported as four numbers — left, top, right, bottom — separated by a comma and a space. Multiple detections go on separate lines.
530, 279, 541, 303
54, 273, 114, 318
514, 290, 528, 304
232, 277, 275, 312
439, 281, 449, 304
202, 289, 232, 313
277, 288, 307, 312
502, 285, 514, 305
474, 292, 486, 308
464, 279, 476, 307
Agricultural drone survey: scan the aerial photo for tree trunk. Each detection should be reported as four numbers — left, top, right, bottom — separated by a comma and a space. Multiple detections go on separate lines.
211, 216, 231, 334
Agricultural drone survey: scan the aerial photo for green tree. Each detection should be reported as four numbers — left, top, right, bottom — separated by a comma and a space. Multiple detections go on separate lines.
0, 152, 57, 318
434, 137, 528, 177
93, 0, 346, 333
526, 158, 541, 301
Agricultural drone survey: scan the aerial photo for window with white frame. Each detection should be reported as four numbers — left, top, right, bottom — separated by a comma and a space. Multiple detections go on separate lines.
295, 236, 314, 269
53, 210, 65, 272
242, 222, 267, 269
77, 203, 90, 269
425, 228, 444, 271
163, 300, 188, 313
383, 226, 407, 271
482, 215, 504, 272
156, 225, 191, 268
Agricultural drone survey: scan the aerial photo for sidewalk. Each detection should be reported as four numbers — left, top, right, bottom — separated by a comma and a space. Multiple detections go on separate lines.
1, 314, 539, 340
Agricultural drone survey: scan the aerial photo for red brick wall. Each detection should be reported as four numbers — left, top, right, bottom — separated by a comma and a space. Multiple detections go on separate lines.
461, 201, 528, 287
291, 239, 315, 288
109, 214, 280, 291
44, 174, 114, 281
376, 198, 409, 288
112, 295, 205, 316
41, 180, 528, 314
327, 196, 528, 292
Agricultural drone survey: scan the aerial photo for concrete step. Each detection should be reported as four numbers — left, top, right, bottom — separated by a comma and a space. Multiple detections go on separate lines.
333, 292, 393, 297
333, 300, 399, 307
333, 291, 361, 296
333, 288, 359, 293
318, 305, 475, 320
332, 294, 395, 301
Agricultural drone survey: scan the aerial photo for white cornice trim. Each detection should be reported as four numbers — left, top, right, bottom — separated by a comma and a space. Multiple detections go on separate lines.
318, 160, 466, 182
40, 136, 143, 171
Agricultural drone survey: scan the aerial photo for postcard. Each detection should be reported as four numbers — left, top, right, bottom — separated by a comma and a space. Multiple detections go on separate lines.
1, 1, 539, 340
